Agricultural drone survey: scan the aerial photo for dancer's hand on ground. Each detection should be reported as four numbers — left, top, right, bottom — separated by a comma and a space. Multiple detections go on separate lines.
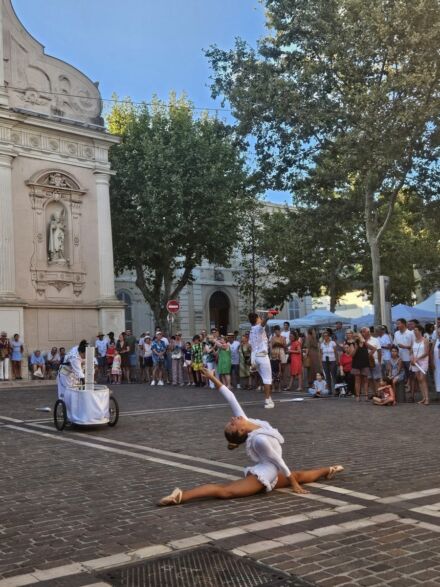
290, 477, 309, 494
292, 485, 309, 495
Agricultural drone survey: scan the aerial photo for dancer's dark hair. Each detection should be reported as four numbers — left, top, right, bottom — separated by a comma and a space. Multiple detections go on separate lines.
248, 312, 258, 325
225, 429, 248, 450
78, 339, 88, 354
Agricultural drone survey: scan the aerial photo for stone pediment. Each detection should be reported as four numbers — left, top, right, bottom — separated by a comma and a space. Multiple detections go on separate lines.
2, 0, 103, 126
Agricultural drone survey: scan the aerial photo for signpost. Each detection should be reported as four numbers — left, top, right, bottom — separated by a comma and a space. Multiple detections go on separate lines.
166, 300, 180, 336
166, 300, 180, 314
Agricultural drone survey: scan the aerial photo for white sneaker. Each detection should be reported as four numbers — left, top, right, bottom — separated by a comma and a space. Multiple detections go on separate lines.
150, 380, 156, 386
264, 398, 275, 409
236, 384, 241, 389
158, 380, 164, 386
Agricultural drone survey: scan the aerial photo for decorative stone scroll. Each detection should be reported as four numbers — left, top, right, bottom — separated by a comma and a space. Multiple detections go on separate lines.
26, 170, 87, 298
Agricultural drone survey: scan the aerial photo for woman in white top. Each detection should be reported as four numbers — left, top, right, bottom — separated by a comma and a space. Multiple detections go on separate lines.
410, 324, 430, 405
159, 368, 343, 506
432, 326, 440, 394
319, 330, 338, 395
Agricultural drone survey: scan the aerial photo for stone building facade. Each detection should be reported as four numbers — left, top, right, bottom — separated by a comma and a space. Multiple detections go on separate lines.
115, 259, 311, 338
0, 0, 124, 351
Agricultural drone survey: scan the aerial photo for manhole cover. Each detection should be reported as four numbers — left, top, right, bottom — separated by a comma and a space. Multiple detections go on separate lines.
97, 546, 314, 587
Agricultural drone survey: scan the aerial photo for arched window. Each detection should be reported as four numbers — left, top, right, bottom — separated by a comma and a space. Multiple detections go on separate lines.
288, 297, 300, 320
116, 290, 133, 332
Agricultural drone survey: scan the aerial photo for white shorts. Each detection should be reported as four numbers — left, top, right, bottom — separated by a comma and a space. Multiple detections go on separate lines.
244, 462, 279, 492
255, 354, 272, 385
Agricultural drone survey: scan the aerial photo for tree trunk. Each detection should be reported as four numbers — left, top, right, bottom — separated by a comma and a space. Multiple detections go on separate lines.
367, 233, 382, 325
364, 182, 382, 325
329, 285, 337, 313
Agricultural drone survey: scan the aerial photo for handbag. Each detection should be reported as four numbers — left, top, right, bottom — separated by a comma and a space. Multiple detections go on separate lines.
304, 355, 311, 368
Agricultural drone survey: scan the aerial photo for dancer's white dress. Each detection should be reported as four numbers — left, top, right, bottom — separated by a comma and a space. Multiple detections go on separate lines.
219, 385, 290, 491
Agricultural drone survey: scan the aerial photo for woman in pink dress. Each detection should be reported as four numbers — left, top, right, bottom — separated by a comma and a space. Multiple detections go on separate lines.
288, 331, 303, 391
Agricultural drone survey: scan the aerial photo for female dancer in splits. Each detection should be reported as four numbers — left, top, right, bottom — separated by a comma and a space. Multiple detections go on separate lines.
159, 368, 343, 506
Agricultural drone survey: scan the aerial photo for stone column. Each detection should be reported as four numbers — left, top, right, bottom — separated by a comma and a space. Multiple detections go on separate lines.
0, 154, 16, 297
94, 171, 116, 299
0, 3, 9, 107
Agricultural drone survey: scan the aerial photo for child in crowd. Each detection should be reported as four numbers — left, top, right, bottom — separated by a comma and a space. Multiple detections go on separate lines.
184, 342, 193, 386
106, 341, 116, 382
386, 346, 405, 388
308, 372, 328, 398
191, 335, 204, 387
372, 377, 396, 406
111, 349, 122, 384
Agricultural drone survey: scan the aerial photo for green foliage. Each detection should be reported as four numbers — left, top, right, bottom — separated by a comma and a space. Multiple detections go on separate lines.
108, 93, 255, 328
207, 0, 440, 319
254, 198, 366, 311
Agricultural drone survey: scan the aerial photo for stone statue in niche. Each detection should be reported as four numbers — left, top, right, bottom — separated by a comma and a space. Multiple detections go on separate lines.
48, 209, 66, 262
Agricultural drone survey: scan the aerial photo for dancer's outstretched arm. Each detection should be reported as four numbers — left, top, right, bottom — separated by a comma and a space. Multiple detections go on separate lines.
201, 368, 247, 418
253, 435, 308, 494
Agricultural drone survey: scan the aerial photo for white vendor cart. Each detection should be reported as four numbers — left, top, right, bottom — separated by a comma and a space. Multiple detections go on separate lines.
53, 384, 119, 431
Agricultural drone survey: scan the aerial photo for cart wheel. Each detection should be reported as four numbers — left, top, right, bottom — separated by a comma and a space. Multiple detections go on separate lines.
108, 396, 119, 427
54, 399, 67, 431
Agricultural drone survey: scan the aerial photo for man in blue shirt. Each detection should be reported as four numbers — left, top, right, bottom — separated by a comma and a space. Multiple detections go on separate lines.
151, 332, 167, 386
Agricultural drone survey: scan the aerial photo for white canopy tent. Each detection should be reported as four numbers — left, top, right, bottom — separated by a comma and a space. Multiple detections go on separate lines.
267, 309, 350, 330
414, 291, 440, 316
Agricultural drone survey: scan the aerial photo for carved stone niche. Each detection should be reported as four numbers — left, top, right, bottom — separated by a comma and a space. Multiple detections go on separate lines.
26, 170, 88, 298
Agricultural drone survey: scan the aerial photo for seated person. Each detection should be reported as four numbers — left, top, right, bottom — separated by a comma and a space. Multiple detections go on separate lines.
59, 347, 66, 365
30, 350, 46, 378
372, 377, 396, 406
308, 372, 329, 397
46, 347, 61, 375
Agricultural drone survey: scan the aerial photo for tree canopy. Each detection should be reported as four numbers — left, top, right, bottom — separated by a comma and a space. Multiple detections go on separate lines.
207, 0, 440, 321
108, 94, 255, 329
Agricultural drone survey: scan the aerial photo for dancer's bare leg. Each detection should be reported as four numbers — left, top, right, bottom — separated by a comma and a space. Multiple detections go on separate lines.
274, 467, 333, 488
180, 475, 265, 503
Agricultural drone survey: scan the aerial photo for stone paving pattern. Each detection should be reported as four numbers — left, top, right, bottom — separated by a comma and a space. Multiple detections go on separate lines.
1, 383, 440, 585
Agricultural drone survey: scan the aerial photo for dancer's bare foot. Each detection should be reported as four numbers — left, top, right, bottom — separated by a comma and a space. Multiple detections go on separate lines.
158, 488, 183, 506
326, 465, 344, 480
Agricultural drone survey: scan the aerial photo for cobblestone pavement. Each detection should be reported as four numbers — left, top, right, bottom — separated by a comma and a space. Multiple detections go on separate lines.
1, 383, 440, 586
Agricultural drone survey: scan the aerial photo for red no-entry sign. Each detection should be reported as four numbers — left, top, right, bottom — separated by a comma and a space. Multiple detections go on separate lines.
166, 299, 180, 314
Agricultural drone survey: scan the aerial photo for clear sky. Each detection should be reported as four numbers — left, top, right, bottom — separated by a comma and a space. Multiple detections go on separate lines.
12, 0, 289, 204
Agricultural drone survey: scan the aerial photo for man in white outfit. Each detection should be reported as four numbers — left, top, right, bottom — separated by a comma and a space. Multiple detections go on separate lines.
249, 311, 276, 408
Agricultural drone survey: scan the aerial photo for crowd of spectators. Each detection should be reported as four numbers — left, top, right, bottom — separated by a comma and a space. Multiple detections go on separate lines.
1, 317, 439, 405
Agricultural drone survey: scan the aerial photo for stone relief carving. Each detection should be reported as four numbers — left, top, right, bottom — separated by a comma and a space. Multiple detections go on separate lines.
48, 173, 69, 188
3, 2, 104, 126
4, 127, 102, 162
27, 170, 87, 298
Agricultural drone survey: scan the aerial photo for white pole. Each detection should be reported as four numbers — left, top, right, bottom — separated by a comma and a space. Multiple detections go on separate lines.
85, 346, 95, 391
